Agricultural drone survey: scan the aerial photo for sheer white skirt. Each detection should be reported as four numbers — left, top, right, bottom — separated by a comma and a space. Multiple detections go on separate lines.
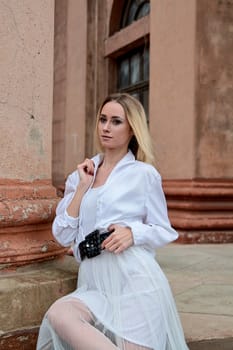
37, 246, 189, 350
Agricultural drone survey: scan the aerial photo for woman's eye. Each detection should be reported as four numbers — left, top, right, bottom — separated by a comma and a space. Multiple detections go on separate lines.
99, 117, 107, 123
112, 119, 122, 125
99, 117, 122, 125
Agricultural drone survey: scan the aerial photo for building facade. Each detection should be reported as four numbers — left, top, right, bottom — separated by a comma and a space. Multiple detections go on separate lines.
53, 0, 233, 243
0, 0, 232, 348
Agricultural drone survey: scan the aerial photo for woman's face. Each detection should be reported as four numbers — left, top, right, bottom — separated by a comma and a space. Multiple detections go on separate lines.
98, 101, 133, 152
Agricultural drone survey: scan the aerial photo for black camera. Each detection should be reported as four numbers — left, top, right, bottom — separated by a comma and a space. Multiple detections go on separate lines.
78, 229, 113, 260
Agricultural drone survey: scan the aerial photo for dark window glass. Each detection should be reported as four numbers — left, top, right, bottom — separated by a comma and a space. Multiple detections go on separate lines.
142, 90, 149, 118
130, 53, 140, 84
127, 2, 138, 26
121, 0, 150, 28
117, 46, 149, 120
119, 59, 129, 88
143, 45, 149, 80
136, 3, 150, 20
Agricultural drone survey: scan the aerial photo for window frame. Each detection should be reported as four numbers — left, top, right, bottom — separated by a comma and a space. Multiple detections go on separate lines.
121, 0, 150, 29
105, 14, 149, 93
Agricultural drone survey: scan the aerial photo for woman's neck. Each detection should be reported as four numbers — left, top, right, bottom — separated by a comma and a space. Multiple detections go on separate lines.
100, 149, 128, 170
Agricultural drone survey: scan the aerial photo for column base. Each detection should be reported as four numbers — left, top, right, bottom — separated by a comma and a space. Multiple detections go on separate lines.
0, 179, 67, 266
163, 179, 233, 243
177, 230, 233, 243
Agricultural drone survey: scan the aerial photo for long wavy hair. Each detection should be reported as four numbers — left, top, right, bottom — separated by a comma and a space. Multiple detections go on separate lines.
94, 93, 155, 165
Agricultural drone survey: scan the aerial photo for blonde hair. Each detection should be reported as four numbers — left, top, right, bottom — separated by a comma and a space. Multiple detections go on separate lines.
94, 93, 155, 165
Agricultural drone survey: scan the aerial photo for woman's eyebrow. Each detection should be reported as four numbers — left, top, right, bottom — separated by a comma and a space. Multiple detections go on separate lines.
111, 116, 124, 120
100, 114, 124, 120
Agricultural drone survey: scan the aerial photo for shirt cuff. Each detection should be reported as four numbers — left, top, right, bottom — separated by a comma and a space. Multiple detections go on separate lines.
64, 210, 79, 228
129, 222, 145, 245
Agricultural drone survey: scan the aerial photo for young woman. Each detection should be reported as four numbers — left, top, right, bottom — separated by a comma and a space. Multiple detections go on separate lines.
37, 93, 189, 350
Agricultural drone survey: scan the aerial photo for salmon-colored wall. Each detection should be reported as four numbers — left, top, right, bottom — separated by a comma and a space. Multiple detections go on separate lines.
150, 0, 196, 179
196, 0, 233, 178
52, 0, 233, 184
53, 0, 67, 186
0, 0, 54, 181
65, 0, 87, 177
0, 0, 66, 265
53, 0, 87, 187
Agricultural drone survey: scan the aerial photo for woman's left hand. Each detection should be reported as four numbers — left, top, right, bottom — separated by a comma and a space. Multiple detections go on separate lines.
101, 224, 134, 254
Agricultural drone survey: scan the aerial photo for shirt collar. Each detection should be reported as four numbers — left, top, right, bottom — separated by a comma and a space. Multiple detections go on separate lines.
92, 150, 135, 173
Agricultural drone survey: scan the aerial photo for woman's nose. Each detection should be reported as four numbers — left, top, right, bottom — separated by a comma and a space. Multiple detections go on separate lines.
103, 121, 110, 131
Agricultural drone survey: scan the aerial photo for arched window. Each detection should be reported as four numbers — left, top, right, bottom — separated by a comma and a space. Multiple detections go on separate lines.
121, 0, 150, 28
106, 0, 150, 119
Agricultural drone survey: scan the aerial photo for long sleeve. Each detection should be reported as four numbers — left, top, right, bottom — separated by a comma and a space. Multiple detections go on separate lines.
52, 171, 80, 246
130, 172, 178, 249
52, 151, 178, 251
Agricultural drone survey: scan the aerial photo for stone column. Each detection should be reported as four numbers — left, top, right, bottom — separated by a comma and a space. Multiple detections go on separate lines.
0, 0, 65, 265
0, 2, 77, 349
53, 0, 88, 189
150, 0, 233, 243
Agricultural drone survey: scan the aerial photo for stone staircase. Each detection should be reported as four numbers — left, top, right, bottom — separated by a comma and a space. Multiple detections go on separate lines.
0, 244, 232, 349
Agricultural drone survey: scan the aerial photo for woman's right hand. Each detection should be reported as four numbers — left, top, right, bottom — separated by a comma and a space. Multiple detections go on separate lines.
77, 158, 95, 192
67, 159, 95, 218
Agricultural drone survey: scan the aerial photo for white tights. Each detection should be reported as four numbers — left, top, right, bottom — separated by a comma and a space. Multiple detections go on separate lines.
46, 298, 151, 350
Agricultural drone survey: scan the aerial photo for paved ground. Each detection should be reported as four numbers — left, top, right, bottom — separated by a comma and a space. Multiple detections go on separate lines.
156, 244, 233, 350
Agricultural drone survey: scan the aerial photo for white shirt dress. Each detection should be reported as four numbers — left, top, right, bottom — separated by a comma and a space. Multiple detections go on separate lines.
37, 151, 189, 350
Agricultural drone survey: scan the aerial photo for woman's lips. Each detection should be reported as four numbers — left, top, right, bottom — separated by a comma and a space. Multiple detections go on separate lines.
101, 135, 112, 140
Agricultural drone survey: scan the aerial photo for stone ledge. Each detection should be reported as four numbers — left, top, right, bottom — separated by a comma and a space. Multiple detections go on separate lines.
0, 327, 39, 350
0, 256, 78, 341
187, 338, 233, 350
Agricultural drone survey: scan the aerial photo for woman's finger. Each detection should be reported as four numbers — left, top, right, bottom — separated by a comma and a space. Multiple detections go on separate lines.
78, 159, 95, 175
103, 227, 133, 252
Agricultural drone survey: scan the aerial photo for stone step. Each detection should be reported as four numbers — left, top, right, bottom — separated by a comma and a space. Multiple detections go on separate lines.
0, 256, 78, 350
188, 338, 233, 350
0, 244, 232, 349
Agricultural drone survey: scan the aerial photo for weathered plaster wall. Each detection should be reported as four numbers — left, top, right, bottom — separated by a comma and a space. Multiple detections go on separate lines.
0, 3, 75, 346
65, 0, 87, 175
0, 0, 66, 266
85, 0, 109, 158
52, 0, 67, 187
150, 0, 196, 179
52, 0, 87, 188
196, 0, 233, 178
0, 0, 54, 180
